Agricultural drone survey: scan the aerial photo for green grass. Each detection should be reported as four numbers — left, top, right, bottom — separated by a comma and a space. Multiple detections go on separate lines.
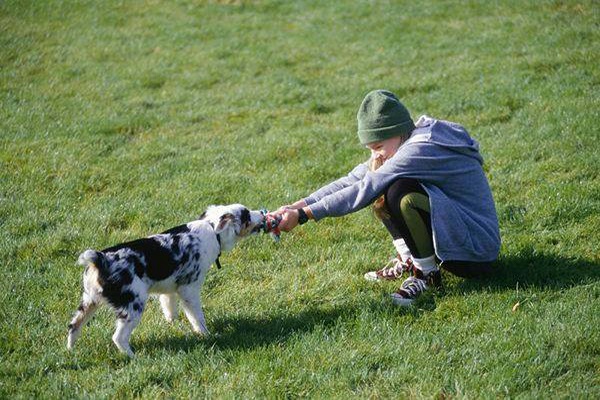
1, 0, 599, 397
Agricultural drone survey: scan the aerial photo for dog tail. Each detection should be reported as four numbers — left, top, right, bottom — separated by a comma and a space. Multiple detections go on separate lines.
77, 249, 107, 271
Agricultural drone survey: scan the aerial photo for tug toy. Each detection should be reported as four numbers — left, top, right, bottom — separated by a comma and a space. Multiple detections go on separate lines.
259, 209, 282, 241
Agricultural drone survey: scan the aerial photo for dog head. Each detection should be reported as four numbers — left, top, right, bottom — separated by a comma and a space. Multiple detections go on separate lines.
200, 204, 264, 252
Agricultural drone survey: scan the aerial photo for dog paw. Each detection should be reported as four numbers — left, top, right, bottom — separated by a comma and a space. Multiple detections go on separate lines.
117, 346, 135, 358
67, 335, 76, 350
193, 328, 210, 336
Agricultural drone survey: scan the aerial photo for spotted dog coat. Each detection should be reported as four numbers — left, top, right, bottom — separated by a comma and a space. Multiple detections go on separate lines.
67, 204, 263, 357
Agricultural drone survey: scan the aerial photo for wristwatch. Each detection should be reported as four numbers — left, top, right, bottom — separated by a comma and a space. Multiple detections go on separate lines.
297, 208, 309, 225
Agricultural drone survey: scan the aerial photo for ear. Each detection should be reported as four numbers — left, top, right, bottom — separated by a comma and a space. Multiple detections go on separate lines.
215, 213, 234, 234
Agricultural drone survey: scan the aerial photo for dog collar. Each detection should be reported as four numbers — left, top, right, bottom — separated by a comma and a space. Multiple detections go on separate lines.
208, 221, 223, 269
215, 233, 222, 269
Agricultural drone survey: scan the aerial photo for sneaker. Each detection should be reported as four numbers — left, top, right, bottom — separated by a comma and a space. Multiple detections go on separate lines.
415, 268, 443, 290
390, 269, 443, 306
364, 257, 414, 282
390, 276, 428, 306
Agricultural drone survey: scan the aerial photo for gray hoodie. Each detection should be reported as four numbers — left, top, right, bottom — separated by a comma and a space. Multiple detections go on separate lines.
304, 116, 501, 263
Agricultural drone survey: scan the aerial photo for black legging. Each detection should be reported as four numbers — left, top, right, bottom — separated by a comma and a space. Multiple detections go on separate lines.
381, 178, 493, 278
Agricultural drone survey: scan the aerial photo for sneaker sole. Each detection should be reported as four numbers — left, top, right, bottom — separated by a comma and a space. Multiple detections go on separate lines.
364, 272, 380, 281
390, 294, 414, 306
364, 272, 404, 282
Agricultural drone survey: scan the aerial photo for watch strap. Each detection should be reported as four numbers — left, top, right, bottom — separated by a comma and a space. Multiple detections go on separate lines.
297, 208, 309, 225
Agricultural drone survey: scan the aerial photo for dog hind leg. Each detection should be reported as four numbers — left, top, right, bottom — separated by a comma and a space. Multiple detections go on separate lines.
67, 293, 99, 350
159, 294, 178, 322
178, 285, 209, 335
112, 311, 142, 358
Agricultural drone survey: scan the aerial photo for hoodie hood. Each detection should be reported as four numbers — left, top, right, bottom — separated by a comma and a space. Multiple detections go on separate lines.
409, 115, 483, 164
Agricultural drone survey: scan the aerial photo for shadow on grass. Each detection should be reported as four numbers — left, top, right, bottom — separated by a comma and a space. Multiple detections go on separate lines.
142, 305, 357, 353
141, 297, 431, 353
453, 250, 600, 294
142, 252, 598, 354
211, 306, 353, 350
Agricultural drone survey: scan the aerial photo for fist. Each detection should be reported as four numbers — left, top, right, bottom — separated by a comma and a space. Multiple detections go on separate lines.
278, 209, 299, 232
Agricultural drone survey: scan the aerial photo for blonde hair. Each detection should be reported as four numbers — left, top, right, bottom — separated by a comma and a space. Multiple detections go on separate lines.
367, 133, 410, 220
370, 155, 390, 220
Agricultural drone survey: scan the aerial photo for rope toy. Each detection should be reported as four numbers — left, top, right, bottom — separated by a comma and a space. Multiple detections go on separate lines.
259, 209, 282, 241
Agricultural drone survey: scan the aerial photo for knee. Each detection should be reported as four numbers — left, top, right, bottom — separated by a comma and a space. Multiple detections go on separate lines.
399, 194, 413, 215
385, 179, 424, 205
385, 178, 420, 197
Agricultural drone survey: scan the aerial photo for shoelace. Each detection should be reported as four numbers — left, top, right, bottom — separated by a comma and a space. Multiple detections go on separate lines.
378, 258, 412, 278
397, 276, 428, 298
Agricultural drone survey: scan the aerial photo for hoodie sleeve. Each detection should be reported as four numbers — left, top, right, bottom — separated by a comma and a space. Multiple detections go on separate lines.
307, 147, 418, 220
304, 162, 369, 205
307, 138, 480, 221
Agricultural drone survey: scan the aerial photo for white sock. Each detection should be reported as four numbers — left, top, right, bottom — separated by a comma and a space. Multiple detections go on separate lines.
412, 255, 438, 275
392, 239, 412, 262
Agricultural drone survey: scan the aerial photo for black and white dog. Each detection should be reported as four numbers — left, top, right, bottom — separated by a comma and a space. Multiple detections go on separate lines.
67, 204, 264, 357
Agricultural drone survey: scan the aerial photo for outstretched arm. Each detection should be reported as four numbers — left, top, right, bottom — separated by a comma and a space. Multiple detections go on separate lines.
278, 207, 314, 232
303, 162, 369, 205
277, 162, 369, 214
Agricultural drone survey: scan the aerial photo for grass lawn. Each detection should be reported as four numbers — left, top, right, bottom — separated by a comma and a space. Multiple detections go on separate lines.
1, 0, 599, 398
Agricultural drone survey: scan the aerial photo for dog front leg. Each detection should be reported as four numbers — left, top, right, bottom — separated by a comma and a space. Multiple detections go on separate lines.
159, 294, 178, 322
178, 285, 209, 335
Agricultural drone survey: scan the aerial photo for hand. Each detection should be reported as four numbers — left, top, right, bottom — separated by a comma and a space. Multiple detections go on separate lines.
276, 199, 307, 214
276, 205, 292, 214
278, 209, 299, 232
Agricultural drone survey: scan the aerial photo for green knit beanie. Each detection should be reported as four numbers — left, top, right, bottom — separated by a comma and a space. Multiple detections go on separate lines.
357, 90, 416, 145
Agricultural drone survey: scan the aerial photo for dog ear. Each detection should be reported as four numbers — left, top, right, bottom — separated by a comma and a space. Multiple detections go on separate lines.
215, 213, 234, 234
